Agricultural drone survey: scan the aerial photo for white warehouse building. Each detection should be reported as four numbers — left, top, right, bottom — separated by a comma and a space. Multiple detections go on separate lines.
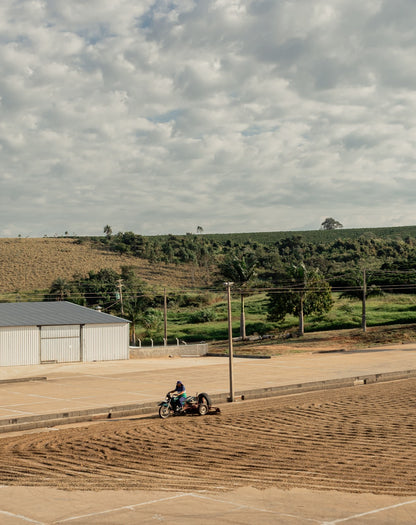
0, 301, 130, 367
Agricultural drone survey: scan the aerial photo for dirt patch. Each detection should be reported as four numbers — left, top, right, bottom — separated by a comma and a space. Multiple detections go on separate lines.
0, 379, 415, 495
209, 324, 416, 356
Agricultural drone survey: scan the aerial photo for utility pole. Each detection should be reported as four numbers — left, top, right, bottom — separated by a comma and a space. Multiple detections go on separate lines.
117, 279, 124, 316
362, 269, 367, 332
225, 282, 234, 402
164, 287, 168, 345
240, 291, 246, 340
298, 267, 307, 336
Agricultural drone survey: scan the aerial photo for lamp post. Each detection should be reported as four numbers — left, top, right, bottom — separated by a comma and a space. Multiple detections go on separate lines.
225, 282, 234, 402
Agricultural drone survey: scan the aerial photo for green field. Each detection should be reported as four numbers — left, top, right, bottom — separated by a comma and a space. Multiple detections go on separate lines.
150, 225, 416, 245
139, 292, 416, 345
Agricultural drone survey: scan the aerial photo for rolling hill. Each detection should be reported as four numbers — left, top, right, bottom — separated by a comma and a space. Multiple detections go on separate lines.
0, 238, 212, 295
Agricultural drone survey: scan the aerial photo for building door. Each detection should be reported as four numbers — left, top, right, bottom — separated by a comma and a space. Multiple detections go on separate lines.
40, 325, 81, 363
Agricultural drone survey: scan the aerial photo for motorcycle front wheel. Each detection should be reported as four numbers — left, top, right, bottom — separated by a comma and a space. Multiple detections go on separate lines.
159, 405, 171, 419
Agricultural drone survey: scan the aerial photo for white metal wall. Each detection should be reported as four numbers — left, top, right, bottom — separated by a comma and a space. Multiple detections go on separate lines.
0, 326, 39, 366
40, 325, 81, 363
83, 323, 129, 362
0, 322, 129, 367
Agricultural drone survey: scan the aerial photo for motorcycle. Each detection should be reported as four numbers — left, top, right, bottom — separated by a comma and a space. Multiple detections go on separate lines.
158, 391, 219, 419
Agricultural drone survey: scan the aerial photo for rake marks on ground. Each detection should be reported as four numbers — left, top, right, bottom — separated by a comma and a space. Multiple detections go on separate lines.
0, 379, 415, 494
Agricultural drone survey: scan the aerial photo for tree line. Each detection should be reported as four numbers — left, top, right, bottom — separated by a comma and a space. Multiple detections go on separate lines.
85, 228, 416, 290
45, 231, 416, 339
42, 227, 416, 343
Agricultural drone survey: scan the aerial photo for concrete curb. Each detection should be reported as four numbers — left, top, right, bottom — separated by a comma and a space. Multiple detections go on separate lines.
206, 353, 271, 359
0, 376, 47, 385
1, 369, 415, 434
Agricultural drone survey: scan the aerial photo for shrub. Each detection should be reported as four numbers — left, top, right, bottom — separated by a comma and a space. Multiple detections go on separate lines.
189, 308, 217, 324
245, 321, 276, 336
175, 293, 214, 308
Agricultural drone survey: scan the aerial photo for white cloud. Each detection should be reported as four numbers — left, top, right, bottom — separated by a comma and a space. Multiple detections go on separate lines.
1, 0, 416, 237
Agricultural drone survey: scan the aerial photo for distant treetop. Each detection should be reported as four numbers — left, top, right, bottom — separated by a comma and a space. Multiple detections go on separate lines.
321, 218, 343, 230
103, 225, 112, 238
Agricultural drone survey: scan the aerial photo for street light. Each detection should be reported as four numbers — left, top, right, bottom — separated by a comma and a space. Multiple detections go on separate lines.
225, 282, 234, 402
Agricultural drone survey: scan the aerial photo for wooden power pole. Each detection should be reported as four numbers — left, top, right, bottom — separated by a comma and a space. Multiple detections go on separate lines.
117, 279, 124, 316
225, 282, 234, 402
362, 269, 367, 332
164, 288, 168, 345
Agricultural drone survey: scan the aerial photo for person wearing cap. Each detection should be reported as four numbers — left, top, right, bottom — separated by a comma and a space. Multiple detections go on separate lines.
168, 380, 187, 412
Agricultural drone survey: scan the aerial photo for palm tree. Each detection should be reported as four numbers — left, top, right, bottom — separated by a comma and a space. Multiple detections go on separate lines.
139, 309, 163, 341
219, 254, 257, 339
123, 297, 145, 345
49, 278, 72, 301
120, 269, 153, 343
103, 225, 112, 239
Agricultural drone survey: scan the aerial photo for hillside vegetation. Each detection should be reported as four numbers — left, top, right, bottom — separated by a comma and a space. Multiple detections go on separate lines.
2, 225, 416, 296
2, 227, 416, 347
91, 225, 416, 292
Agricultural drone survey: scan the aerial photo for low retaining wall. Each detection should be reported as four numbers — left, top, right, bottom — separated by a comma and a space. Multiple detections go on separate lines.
129, 343, 208, 359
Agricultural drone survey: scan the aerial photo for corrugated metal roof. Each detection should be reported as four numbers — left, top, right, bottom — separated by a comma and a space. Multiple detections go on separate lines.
0, 302, 129, 327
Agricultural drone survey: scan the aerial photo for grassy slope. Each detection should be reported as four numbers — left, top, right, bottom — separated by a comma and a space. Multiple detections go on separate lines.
0, 238, 213, 295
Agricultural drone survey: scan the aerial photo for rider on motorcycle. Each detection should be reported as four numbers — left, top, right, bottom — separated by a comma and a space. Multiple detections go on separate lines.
168, 380, 187, 412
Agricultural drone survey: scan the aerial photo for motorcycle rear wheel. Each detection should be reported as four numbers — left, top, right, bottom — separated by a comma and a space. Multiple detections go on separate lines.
159, 405, 170, 419
198, 402, 208, 416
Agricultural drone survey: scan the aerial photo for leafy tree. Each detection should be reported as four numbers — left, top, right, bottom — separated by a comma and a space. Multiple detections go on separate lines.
77, 268, 120, 308
219, 254, 257, 339
267, 264, 333, 335
45, 266, 154, 331
275, 236, 305, 262
321, 217, 343, 230
196, 225, 204, 234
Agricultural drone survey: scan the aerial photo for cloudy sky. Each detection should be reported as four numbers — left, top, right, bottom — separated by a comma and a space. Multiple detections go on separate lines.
1, 0, 416, 237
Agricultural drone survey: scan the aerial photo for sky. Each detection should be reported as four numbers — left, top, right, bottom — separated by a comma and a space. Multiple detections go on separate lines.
1, 0, 416, 238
